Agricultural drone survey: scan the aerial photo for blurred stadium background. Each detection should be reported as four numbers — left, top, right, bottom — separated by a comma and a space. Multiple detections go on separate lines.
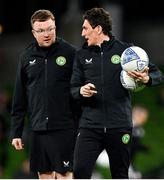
0, 0, 164, 178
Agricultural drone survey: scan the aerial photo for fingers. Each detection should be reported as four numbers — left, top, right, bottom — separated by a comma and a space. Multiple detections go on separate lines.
128, 66, 149, 76
12, 138, 24, 150
127, 71, 142, 78
127, 68, 149, 83
80, 83, 97, 97
144, 66, 149, 72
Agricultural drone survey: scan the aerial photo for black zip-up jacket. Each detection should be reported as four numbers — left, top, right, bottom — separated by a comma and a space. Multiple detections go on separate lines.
11, 38, 78, 138
71, 36, 163, 129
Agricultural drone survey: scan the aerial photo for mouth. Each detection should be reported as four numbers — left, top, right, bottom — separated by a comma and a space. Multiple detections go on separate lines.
44, 39, 51, 43
85, 38, 89, 42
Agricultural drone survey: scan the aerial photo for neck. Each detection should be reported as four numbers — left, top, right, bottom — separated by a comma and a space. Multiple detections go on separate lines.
96, 34, 110, 47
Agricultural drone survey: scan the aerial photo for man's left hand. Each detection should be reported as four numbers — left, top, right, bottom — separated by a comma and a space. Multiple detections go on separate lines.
128, 67, 149, 84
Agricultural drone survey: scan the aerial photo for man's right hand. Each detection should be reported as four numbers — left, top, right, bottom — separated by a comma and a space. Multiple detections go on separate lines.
12, 138, 24, 150
80, 83, 97, 97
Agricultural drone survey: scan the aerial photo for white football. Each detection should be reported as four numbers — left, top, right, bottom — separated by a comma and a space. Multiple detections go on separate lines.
120, 70, 145, 92
121, 46, 149, 72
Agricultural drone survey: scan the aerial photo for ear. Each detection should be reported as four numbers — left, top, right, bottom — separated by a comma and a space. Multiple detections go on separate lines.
32, 30, 37, 39
97, 25, 103, 35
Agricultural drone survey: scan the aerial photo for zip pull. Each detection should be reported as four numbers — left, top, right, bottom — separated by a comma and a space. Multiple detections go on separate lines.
45, 59, 47, 64
104, 127, 107, 133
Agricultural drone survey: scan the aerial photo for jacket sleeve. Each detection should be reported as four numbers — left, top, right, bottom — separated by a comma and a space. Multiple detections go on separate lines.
71, 53, 85, 100
10, 57, 27, 139
146, 62, 164, 86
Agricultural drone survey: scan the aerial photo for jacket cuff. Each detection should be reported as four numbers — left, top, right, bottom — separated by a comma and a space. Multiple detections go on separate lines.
10, 129, 22, 139
145, 76, 152, 86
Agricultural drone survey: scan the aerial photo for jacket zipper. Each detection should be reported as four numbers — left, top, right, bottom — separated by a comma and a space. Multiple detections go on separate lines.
45, 59, 48, 124
100, 51, 106, 132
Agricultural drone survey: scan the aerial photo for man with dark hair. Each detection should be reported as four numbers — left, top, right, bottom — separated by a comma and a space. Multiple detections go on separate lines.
71, 7, 163, 179
11, 9, 78, 179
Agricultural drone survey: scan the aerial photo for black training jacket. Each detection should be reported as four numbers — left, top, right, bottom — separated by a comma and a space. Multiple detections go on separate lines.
71, 36, 163, 129
11, 38, 78, 138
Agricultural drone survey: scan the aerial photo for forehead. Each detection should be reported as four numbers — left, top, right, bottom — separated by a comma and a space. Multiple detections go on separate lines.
33, 18, 55, 29
82, 19, 92, 28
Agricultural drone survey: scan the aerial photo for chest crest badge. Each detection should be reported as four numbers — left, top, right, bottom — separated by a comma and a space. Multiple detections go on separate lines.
56, 56, 66, 66
111, 55, 121, 64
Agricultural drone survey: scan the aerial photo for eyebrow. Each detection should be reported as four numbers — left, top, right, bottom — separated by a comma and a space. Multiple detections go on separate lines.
41, 26, 55, 29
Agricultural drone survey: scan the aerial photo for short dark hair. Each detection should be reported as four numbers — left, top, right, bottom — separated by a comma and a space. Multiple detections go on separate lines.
83, 8, 112, 36
31, 9, 55, 27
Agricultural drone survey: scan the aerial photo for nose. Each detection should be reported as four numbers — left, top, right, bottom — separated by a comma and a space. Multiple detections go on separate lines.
81, 29, 85, 37
43, 31, 49, 36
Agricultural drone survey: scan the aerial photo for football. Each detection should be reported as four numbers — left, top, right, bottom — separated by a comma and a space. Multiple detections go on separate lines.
120, 70, 145, 92
120, 46, 149, 72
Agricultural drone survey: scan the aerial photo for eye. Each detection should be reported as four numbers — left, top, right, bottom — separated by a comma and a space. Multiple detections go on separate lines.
48, 27, 55, 32
39, 29, 44, 33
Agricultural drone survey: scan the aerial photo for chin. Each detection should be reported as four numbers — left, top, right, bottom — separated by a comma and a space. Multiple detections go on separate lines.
43, 42, 52, 47
88, 42, 91, 46
88, 43, 94, 46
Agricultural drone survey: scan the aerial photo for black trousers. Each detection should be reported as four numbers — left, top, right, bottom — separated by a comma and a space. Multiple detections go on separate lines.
73, 128, 132, 179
